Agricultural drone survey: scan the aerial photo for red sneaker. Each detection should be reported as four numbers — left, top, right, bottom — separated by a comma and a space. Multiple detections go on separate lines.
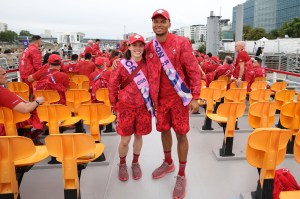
173, 175, 186, 199
131, 162, 142, 180
118, 163, 129, 181
152, 161, 175, 179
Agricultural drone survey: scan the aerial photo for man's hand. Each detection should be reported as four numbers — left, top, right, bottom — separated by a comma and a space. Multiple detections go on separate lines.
236, 79, 242, 87
36, 96, 45, 105
189, 99, 199, 113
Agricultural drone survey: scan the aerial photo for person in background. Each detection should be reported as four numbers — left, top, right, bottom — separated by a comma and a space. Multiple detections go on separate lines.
78, 53, 96, 77
146, 9, 201, 199
109, 34, 153, 182
233, 41, 253, 91
61, 54, 79, 74
19, 35, 43, 87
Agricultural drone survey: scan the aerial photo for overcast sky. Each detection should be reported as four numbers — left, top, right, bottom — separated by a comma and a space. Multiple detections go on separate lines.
1, 0, 245, 40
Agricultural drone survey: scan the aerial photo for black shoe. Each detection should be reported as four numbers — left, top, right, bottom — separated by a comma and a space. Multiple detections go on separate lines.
202, 126, 214, 130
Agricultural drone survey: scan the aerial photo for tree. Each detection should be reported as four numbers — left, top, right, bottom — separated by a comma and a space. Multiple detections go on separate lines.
19, 30, 33, 36
243, 25, 251, 38
245, 28, 268, 40
198, 43, 206, 53
279, 17, 300, 38
268, 29, 280, 39
0, 30, 18, 42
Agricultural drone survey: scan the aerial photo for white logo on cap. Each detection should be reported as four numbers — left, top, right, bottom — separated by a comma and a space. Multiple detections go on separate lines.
134, 35, 141, 39
157, 9, 164, 14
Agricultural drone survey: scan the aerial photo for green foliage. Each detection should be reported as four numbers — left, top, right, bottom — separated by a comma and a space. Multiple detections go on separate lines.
198, 43, 206, 53
19, 30, 33, 36
243, 25, 251, 37
0, 30, 18, 42
245, 28, 268, 40
279, 17, 300, 38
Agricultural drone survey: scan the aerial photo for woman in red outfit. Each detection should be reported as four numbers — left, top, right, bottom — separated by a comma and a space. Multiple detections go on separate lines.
108, 34, 152, 182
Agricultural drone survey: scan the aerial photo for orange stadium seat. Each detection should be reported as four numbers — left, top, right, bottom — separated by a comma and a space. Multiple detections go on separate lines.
249, 89, 272, 105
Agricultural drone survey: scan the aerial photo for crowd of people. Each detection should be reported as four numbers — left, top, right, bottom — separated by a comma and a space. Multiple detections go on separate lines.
0, 8, 268, 199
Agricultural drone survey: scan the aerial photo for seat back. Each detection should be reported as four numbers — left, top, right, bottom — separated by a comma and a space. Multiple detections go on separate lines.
201, 80, 206, 90
217, 75, 230, 84
7, 82, 30, 101
294, 133, 300, 164
209, 80, 227, 98
37, 104, 72, 135
274, 90, 296, 110
0, 136, 36, 198
246, 128, 293, 188
224, 88, 247, 103
297, 92, 300, 102
254, 77, 267, 82
34, 90, 60, 104
271, 81, 288, 93
248, 102, 277, 128
67, 72, 77, 80
216, 102, 246, 138
250, 81, 267, 91
66, 89, 91, 113
249, 89, 272, 104
200, 87, 223, 114
0, 107, 30, 136
280, 102, 300, 132
70, 75, 90, 91
45, 134, 96, 192
78, 104, 102, 142
230, 81, 248, 89
95, 88, 110, 105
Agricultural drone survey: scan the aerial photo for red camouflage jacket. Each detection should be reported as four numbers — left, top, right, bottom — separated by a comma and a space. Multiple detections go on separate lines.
145, 33, 201, 107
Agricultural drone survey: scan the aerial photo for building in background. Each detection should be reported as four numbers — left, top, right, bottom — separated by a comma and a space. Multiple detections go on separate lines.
206, 11, 221, 55
0, 22, 8, 32
233, 0, 300, 32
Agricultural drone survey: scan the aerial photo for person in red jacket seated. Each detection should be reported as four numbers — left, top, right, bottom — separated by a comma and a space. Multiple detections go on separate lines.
19, 35, 43, 88
205, 56, 235, 87
78, 53, 96, 77
201, 54, 211, 74
61, 54, 79, 73
89, 57, 111, 102
29, 54, 70, 105
0, 67, 45, 140
92, 39, 102, 57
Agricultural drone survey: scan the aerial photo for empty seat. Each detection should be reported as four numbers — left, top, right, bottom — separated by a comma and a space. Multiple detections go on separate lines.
34, 90, 60, 104
271, 81, 288, 94
66, 89, 91, 114
95, 88, 110, 106
70, 75, 90, 91
250, 81, 267, 91
0, 136, 49, 199
246, 128, 293, 199
45, 133, 104, 199
230, 81, 248, 89
224, 88, 247, 103
7, 82, 30, 101
248, 102, 277, 128
249, 89, 272, 105
274, 90, 296, 110
254, 76, 266, 82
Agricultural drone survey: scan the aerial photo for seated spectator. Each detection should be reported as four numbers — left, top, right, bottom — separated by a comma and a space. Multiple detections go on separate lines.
28, 54, 69, 105
0, 67, 45, 139
61, 54, 79, 73
250, 57, 266, 83
78, 53, 96, 77
89, 57, 111, 102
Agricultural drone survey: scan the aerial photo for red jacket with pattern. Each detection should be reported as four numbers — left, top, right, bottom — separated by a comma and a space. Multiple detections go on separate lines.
145, 33, 201, 107
108, 59, 148, 111
19, 44, 42, 79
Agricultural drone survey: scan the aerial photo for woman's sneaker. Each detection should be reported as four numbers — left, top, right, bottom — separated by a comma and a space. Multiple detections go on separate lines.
118, 163, 129, 181
131, 162, 142, 180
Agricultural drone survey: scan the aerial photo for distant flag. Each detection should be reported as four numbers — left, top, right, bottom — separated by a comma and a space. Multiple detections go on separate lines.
21, 37, 29, 48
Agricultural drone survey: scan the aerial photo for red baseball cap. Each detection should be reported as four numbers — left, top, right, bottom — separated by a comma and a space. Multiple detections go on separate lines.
151, 9, 170, 20
95, 57, 105, 66
211, 56, 219, 62
128, 34, 145, 45
48, 54, 61, 64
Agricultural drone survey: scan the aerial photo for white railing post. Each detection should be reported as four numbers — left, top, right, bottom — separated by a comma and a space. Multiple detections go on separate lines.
273, 72, 277, 83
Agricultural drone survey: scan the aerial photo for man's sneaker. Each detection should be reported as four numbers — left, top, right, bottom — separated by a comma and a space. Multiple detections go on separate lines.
118, 163, 129, 181
152, 161, 175, 179
131, 162, 142, 180
173, 175, 187, 199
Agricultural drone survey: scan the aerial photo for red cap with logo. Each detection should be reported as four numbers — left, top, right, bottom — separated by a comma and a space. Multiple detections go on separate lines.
128, 34, 145, 45
48, 54, 61, 64
151, 9, 170, 20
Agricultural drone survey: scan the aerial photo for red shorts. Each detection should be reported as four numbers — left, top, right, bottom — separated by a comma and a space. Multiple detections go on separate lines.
116, 106, 152, 136
156, 98, 190, 135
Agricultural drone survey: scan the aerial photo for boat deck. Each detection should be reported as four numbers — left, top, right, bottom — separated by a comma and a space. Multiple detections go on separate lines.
19, 107, 300, 199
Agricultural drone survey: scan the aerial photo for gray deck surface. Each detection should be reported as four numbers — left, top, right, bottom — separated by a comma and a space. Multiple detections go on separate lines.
19, 109, 300, 199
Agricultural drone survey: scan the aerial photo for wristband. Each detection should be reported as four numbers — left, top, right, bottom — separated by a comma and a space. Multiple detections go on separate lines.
35, 100, 40, 106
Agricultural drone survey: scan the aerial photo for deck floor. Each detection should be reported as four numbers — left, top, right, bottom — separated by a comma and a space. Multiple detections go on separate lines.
19, 110, 300, 199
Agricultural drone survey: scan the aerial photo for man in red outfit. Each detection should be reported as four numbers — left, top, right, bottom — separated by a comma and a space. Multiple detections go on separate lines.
78, 53, 96, 77
146, 9, 201, 199
92, 39, 102, 57
233, 41, 253, 91
19, 35, 43, 87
